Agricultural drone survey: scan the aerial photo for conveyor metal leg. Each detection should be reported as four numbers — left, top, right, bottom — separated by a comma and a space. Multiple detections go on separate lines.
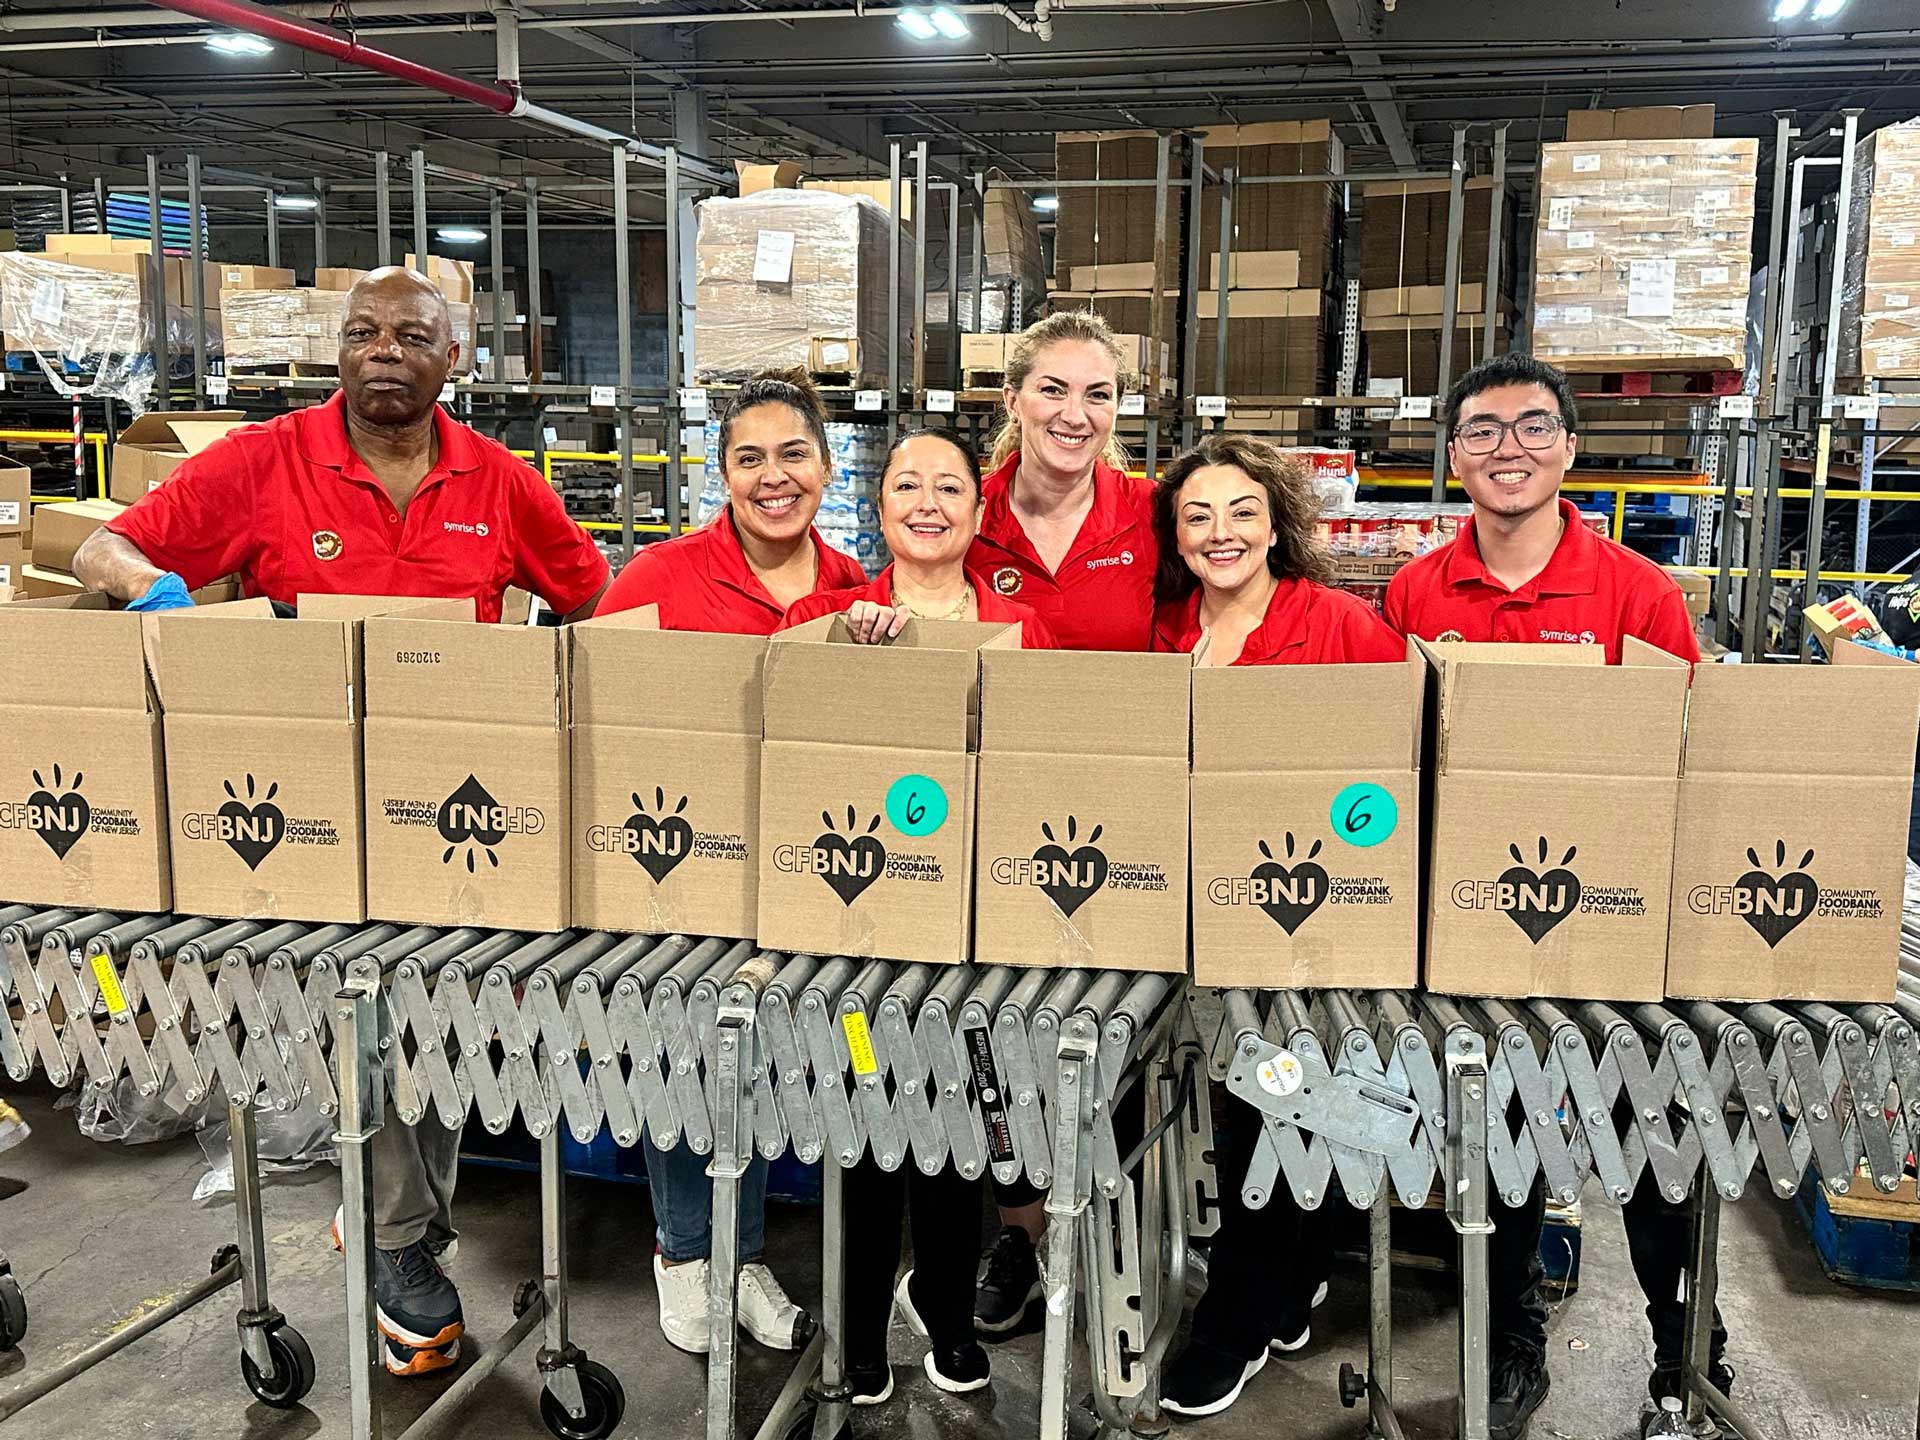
708, 1004, 751, 1440
1040, 1032, 1097, 1440
536, 1126, 588, 1426
334, 979, 385, 1440
1448, 1053, 1492, 1440
1368, 1190, 1395, 1437
812, 1158, 852, 1439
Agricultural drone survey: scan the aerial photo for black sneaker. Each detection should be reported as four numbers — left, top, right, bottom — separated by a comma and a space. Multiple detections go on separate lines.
847, 1361, 894, 1407
373, 1240, 464, 1351
1163, 1338, 1266, 1418
974, 1226, 1042, 1336
1489, 1348, 1550, 1440
924, 1341, 991, 1394
1268, 1315, 1310, 1355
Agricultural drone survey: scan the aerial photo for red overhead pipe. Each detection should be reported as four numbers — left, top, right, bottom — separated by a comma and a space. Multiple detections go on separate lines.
150, 0, 520, 113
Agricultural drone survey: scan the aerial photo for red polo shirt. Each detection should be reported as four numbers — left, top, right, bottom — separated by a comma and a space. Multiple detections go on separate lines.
596, 507, 868, 636
105, 390, 607, 625
965, 452, 1156, 652
1383, 498, 1700, 664
1151, 577, 1406, 664
777, 565, 1059, 648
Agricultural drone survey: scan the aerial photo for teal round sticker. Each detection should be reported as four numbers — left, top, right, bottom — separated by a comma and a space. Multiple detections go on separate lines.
885, 775, 948, 838
1330, 783, 1397, 848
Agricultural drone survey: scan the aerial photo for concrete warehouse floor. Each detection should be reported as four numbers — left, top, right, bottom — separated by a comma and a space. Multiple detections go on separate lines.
0, 1078, 1913, 1440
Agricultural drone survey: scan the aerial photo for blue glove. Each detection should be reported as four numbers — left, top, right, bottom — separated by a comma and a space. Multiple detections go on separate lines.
126, 572, 194, 613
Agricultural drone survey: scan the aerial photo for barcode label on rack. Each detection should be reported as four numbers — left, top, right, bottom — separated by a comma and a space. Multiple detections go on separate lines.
1844, 393, 1882, 420
590, 385, 616, 407
1196, 394, 1228, 418
1397, 394, 1434, 420
855, 390, 885, 411
1119, 393, 1146, 416
206, 375, 229, 400
1717, 394, 1754, 420
678, 387, 708, 421
925, 389, 956, 413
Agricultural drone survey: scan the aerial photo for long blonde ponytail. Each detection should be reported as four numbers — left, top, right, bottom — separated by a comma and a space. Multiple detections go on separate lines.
987, 310, 1134, 473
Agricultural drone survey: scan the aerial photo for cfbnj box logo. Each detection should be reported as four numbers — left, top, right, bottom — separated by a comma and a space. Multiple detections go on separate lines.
379, 773, 545, 873
1451, 836, 1646, 942
0, 764, 144, 857
988, 816, 1168, 917
1686, 841, 1881, 948
585, 786, 749, 884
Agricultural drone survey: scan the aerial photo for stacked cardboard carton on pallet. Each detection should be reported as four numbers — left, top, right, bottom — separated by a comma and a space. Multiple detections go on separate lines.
223, 287, 474, 374
1838, 118, 1920, 381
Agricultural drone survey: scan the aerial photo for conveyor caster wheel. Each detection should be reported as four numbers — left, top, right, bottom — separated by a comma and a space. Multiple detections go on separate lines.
513, 1278, 542, 1319
0, 1272, 25, 1350
1338, 1361, 1366, 1409
242, 1322, 316, 1409
540, 1358, 623, 1440
782, 1406, 852, 1440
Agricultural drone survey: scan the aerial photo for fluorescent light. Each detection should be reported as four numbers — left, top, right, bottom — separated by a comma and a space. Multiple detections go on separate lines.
930, 6, 970, 38
436, 226, 487, 244
1810, 0, 1847, 17
1032, 194, 1060, 213
206, 32, 273, 57
1770, 0, 1811, 17
273, 194, 318, 211
895, 8, 939, 39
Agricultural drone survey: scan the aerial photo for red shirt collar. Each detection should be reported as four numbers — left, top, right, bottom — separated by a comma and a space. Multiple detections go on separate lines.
977, 451, 1137, 568
1442, 497, 1599, 600
705, 506, 848, 612
293, 388, 481, 481
1157, 576, 1317, 663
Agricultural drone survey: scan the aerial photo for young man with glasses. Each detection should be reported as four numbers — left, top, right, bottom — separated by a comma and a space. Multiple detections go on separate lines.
1384, 354, 1720, 1440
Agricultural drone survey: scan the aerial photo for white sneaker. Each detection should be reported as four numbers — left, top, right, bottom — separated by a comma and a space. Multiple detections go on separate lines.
0, 1099, 28, 1155
654, 1253, 711, 1355
737, 1261, 808, 1350
1311, 1280, 1328, 1309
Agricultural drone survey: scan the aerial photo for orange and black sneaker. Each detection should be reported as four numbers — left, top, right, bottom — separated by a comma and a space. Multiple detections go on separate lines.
373, 1239, 465, 1358
383, 1335, 462, 1377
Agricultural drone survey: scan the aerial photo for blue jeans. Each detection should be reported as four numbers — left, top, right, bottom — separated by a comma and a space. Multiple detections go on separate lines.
645, 1128, 769, 1264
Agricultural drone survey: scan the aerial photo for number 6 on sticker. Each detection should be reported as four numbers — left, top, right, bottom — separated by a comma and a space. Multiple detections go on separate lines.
885, 774, 947, 837
1330, 782, 1397, 848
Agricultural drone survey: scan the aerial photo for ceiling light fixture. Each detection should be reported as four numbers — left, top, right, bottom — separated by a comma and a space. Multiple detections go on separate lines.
1809, 0, 1848, 17
930, 6, 971, 38
895, 8, 939, 39
1032, 194, 1060, 212
273, 194, 319, 211
206, 32, 273, 57
436, 226, 488, 244
1770, 0, 1811, 18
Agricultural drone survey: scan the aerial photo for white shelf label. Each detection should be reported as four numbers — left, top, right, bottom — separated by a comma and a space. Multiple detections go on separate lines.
753, 229, 796, 283
1717, 394, 1754, 420
206, 375, 229, 400
925, 388, 956, 413
543, 426, 559, 445
439, 384, 456, 403
678, 387, 709, 422
512, 383, 530, 395
1396, 394, 1435, 420
855, 389, 885, 411
1844, 393, 1882, 420
590, 385, 616, 407
1119, 393, 1146, 416
1195, 394, 1228, 418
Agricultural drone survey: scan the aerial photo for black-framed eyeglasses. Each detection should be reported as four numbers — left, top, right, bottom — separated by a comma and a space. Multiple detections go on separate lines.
1452, 415, 1566, 454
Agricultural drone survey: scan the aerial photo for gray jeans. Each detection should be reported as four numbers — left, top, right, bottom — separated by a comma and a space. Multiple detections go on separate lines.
371, 1103, 460, 1253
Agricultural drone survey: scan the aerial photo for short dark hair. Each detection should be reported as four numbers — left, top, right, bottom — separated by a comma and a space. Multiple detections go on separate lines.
885, 427, 981, 495
1152, 434, 1332, 603
1443, 353, 1580, 438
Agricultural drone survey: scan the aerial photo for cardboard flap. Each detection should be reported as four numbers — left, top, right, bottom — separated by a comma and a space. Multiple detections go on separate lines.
1439, 651, 1686, 777
980, 649, 1191, 759
164, 420, 248, 456
0, 602, 153, 711
763, 616, 1004, 751
1192, 658, 1425, 773
1836, 637, 1918, 668
363, 613, 562, 727
572, 618, 767, 735
113, 409, 243, 450
296, 593, 464, 622
148, 603, 354, 719
1684, 661, 1920, 778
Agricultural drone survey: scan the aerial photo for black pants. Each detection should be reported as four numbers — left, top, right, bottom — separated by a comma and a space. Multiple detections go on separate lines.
1188, 1098, 1333, 1363
1490, 1173, 1727, 1389
843, 1157, 984, 1371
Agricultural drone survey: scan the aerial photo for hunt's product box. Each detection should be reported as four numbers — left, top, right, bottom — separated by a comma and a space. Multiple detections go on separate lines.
0, 594, 169, 910
1665, 642, 1920, 1001
757, 616, 1018, 965
148, 596, 405, 924
109, 410, 247, 505
570, 606, 766, 938
361, 600, 569, 931
1420, 638, 1689, 1001
974, 649, 1192, 973
1190, 655, 1425, 989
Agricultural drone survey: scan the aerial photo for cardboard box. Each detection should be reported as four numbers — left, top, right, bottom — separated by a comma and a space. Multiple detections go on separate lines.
1420, 638, 1690, 1000
220, 265, 296, 291
736, 160, 805, 195
313, 267, 368, 292
804, 179, 914, 224
1191, 656, 1425, 988
0, 594, 170, 910
1069, 261, 1161, 292
974, 649, 1192, 972
1565, 105, 1716, 142
148, 596, 388, 922
960, 333, 1009, 373
0, 535, 28, 591
0, 461, 30, 536
1363, 283, 1491, 320
403, 253, 476, 304
31, 499, 125, 575
570, 608, 767, 938
16, 565, 83, 600
808, 335, 862, 374
1804, 596, 1887, 651
109, 409, 246, 505
757, 616, 1016, 964
1207, 249, 1303, 290
1196, 287, 1322, 320
1665, 643, 1920, 1001
361, 600, 569, 931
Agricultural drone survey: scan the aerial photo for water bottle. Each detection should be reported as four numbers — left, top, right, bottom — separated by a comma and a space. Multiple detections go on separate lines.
1643, 1396, 1689, 1437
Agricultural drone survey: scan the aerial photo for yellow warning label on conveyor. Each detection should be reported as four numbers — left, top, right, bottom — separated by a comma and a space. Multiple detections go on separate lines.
90, 954, 129, 1017
842, 1011, 878, 1076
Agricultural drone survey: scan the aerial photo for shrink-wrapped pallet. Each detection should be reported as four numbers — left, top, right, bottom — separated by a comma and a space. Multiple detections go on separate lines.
1839, 119, 1920, 379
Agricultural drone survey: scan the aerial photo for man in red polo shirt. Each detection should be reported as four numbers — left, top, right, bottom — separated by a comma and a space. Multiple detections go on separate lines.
74, 266, 609, 1378
1385, 353, 1717, 1440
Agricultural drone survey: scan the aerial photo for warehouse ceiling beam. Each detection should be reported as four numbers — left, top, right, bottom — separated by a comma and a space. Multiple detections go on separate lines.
1322, 0, 1415, 165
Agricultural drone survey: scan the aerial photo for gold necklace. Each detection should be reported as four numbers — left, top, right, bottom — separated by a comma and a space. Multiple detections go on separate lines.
899, 586, 974, 621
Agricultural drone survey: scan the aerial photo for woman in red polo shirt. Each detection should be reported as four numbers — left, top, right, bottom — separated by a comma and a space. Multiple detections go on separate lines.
967, 310, 1156, 653
1151, 435, 1398, 1420
1149, 433, 1403, 666
596, 367, 867, 633
781, 429, 1054, 647
594, 368, 849, 1359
